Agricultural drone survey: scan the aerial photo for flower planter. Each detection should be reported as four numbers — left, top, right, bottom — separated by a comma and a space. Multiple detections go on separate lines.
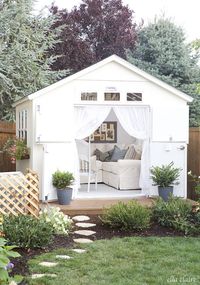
20, 154, 30, 160
158, 186, 173, 202
57, 187, 73, 205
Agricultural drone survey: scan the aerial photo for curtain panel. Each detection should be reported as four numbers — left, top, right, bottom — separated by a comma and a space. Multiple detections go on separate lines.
73, 105, 150, 197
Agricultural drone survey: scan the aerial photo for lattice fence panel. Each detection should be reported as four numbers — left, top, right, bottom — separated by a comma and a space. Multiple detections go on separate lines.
0, 169, 39, 217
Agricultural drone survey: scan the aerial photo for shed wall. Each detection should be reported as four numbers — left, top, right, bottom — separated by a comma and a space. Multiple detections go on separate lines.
16, 60, 190, 200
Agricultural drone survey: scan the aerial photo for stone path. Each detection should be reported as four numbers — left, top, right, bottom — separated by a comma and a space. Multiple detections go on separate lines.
31, 273, 57, 279
56, 255, 72, 260
74, 230, 96, 236
72, 215, 90, 222
72, 249, 86, 253
39, 261, 58, 267
32, 215, 96, 279
75, 222, 96, 228
73, 238, 94, 244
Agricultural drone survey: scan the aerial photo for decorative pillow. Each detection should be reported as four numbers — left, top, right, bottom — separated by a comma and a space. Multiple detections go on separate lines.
108, 148, 114, 157
110, 145, 127, 162
94, 149, 110, 162
135, 151, 142, 160
124, 144, 136, 160
134, 145, 142, 160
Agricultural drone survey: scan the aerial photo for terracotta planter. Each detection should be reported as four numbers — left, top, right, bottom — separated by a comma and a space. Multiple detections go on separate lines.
57, 187, 72, 205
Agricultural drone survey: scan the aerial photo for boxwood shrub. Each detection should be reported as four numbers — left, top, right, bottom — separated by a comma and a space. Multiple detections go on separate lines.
101, 201, 151, 231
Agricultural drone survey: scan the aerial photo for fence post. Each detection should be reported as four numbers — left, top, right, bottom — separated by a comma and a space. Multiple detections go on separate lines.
187, 127, 200, 200
0, 121, 16, 172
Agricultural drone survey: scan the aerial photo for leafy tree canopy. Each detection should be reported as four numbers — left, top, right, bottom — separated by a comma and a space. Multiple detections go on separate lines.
50, 0, 138, 73
127, 17, 200, 126
0, 0, 67, 120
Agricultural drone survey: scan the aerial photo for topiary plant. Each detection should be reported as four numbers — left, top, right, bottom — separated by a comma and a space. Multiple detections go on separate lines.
52, 170, 74, 189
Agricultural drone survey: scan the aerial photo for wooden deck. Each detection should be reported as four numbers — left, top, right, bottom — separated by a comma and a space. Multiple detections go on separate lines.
46, 197, 155, 216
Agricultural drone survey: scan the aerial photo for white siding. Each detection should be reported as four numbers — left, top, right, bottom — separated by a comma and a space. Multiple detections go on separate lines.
15, 59, 190, 200
34, 84, 74, 143
16, 101, 33, 172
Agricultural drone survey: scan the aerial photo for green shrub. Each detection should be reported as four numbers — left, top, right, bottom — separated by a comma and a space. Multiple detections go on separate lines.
189, 206, 200, 234
39, 207, 73, 235
152, 195, 196, 234
153, 195, 192, 226
101, 201, 151, 231
188, 171, 200, 199
3, 215, 54, 249
52, 170, 74, 189
0, 237, 21, 285
150, 162, 181, 187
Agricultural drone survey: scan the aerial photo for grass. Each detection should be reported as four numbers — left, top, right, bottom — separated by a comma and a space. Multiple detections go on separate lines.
27, 237, 200, 285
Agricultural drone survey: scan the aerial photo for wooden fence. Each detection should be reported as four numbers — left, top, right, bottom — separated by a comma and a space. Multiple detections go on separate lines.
187, 127, 200, 200
0, 169, 39, 217
0, 121, 16, 172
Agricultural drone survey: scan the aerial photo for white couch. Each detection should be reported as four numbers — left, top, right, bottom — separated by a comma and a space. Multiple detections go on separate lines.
80, 143, 141, 190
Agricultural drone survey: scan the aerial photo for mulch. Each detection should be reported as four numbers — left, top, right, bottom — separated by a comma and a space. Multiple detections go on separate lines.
11, 215, 187, 283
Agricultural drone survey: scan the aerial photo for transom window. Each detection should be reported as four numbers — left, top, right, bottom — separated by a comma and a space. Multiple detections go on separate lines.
127, 93, 142, 101
104, 92, 120, 101
18, 110, 28, 143
81, 92, 97, 101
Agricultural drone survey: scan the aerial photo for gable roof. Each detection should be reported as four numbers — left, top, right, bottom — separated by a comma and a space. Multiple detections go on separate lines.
13, 54, 193, 106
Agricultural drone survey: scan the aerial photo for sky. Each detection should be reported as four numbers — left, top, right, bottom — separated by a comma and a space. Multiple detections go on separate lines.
35, 0, 200, 42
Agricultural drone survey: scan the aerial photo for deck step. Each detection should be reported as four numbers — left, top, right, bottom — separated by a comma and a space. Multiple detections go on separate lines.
45, 198, 155, 216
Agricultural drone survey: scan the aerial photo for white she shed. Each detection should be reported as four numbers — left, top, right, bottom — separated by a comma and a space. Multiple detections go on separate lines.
14, 55, 193, 202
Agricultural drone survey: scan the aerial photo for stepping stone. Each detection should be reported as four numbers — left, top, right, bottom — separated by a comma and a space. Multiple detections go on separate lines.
74, 230, 96, 236
31, 273, 57, 279
73, 238, 93, 244
72, 249, 86, 253
56, 255, 72, 260
39, 261, 58, 267
72, 215, 90, 222
76, 222, 96, 228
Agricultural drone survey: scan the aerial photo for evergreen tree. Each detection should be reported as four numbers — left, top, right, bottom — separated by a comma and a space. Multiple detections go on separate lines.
0, 0, 67, 120
127, 17, 200, 126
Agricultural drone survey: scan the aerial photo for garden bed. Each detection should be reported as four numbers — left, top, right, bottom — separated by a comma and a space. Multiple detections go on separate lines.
11, 214, 187, 280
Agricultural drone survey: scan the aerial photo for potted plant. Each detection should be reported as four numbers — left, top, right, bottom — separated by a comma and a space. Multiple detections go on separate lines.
52, 170, 74, 205
150, 162, 181, 202
3, 137, 30, 164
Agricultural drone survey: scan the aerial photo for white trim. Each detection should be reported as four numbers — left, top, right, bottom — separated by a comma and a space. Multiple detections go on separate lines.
17, 109, 28, 140
13, 96, 29, 107
13, 55, 193, 107
74, 103, 150, 107
36, 141, 72, 144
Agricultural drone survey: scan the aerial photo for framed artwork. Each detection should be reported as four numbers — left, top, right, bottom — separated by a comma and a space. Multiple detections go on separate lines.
89, 121, 117, 143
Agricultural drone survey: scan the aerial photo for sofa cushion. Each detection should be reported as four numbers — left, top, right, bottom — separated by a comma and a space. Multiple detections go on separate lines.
134, 145, 142, 160
110, 145, 127, 162
102, 159, 141, 175
102, 162, 120, 174
94, 149, 109, 162
94, 148, 115, 162
96, 160, 103, 171
124, 144, 136, 159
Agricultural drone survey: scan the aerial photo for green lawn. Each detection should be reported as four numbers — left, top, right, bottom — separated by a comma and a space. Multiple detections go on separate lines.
27, 237, 200, 285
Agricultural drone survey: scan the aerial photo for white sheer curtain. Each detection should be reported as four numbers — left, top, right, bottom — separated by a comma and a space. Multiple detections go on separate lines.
75, 106, 111, 139
73, 106, 111, 197
113, 106, 150, 192
72, 105, 150, 198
